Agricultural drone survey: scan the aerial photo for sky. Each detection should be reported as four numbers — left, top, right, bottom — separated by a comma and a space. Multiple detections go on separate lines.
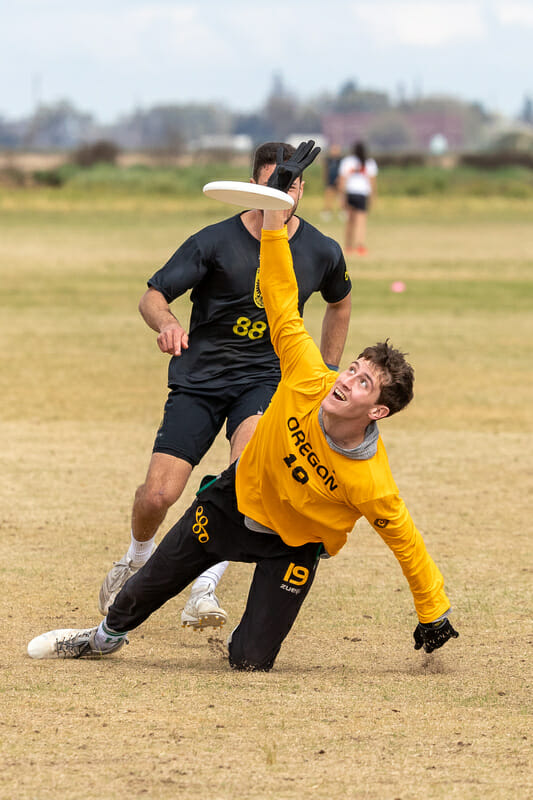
1, 0, 532, 124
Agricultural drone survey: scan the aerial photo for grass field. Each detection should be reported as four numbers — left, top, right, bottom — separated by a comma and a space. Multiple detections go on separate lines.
1, 187, 532, 800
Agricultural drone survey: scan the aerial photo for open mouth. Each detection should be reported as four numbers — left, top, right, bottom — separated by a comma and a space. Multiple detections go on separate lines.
333, 387, 346, 401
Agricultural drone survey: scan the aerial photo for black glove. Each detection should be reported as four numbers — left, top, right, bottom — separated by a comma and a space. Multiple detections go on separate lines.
413, 618, 459, 654
267, 140, 321, 193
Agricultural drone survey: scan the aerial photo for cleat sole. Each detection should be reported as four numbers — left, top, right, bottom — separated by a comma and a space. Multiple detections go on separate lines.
181, 612, 227, 631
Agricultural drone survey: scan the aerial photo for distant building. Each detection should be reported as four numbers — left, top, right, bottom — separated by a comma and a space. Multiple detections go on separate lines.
323, 110, 468, 152
188, 134, 253, 153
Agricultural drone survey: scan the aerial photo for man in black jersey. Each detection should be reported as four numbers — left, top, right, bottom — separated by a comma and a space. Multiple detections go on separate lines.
98, 142, 352, 627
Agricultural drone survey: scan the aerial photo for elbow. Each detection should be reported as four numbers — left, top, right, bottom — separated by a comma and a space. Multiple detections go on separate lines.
138, 288, 150, 316
329, 292, 352, 315
139, 287, 161, 318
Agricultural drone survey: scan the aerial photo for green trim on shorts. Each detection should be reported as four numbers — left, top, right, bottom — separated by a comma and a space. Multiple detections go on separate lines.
197, 474, 220, 495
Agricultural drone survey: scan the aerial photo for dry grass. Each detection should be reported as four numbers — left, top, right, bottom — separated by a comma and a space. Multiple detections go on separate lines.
0, 191, 531, 800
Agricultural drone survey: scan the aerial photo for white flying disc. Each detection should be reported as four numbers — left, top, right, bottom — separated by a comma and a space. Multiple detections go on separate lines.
203, 181, 294, 210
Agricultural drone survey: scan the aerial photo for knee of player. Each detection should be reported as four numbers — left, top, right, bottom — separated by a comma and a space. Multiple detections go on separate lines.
228, 654, 274, 673
227, 638, 276, 673
135, 483, 178, 514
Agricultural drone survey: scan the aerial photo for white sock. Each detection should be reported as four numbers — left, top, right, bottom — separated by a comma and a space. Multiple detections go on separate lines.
191, 561, 229, 594
126, 530, 156, 566
94, 620, 128, 651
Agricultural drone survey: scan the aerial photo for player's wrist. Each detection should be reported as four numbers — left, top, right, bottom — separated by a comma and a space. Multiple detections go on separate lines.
420, 609, 451, 629
262, 209, 287, 231
261, 225, 288, 238
158, 315, 181, 333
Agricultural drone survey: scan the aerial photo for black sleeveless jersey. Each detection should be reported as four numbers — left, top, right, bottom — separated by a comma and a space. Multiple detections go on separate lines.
147, 214, 351, 391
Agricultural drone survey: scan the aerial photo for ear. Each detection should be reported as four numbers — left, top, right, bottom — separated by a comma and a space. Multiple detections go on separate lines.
369, 405, 389, 421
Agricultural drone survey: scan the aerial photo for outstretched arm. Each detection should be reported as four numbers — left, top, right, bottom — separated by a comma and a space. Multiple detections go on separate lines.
260, 141, 329, 376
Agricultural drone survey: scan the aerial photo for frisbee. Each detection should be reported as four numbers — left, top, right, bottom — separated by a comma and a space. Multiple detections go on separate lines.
203, 181, 294, 210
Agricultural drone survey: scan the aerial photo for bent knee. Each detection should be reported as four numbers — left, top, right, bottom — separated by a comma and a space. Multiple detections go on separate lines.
135, 482, 179, 514
228, 654, 274, 673
227, 638, 276, 672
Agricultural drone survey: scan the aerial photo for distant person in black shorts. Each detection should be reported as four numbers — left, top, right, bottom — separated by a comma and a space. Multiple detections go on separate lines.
98, 141, 352, 629
338, 141, 378, 255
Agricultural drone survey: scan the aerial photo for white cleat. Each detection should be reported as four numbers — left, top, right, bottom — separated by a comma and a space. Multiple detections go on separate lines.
27, 627, 127, 659
181, 589, 227, 631
98, 555, 147, 615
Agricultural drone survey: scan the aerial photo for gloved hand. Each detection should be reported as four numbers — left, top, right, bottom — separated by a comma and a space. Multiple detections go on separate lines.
267, 140, 321, 193
413, 618, 459, 653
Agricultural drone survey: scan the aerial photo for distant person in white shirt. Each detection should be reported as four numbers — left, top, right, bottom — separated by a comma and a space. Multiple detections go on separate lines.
338, 141, 378, 255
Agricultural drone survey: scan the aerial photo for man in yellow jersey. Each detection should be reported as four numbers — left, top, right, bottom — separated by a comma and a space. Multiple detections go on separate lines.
28, 143, 458, 668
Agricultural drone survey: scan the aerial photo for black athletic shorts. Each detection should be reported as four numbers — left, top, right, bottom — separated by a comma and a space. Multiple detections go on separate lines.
153, 381, 279, 466
346, 193, 369, 211
106, 461, 324, 671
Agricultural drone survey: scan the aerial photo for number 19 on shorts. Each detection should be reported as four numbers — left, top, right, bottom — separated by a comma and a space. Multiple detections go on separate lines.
283, 562, 309, 586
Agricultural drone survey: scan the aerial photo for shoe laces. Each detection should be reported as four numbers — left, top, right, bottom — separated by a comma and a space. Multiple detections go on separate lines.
112, 556, 132, 569
55, 631, 92, 658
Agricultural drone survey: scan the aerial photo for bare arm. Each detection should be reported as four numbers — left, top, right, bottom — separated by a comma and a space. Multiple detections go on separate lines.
320, 293, 351, 368
138, 287, 189, 356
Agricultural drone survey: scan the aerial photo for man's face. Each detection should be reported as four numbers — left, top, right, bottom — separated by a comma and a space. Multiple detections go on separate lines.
253, 164, 304, 223
321, 359, 389, 423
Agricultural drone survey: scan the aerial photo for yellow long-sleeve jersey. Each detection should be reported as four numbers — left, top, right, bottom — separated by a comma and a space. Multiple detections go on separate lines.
236, 227, 450, 623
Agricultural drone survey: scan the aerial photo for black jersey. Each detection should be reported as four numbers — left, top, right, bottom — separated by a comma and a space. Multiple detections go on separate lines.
147, 213, 351, 391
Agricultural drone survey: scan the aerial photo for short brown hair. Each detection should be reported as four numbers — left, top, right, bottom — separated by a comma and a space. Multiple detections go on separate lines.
252, 142, 295, 182
358, 340, 414, 416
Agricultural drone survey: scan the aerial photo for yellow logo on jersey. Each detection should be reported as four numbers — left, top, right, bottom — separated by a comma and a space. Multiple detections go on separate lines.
253, 268, 264, 308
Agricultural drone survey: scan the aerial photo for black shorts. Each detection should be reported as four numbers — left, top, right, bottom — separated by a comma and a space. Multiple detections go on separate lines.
106, 462, 323, 671
153, 381, 278, 466
346, 193, 369, 211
